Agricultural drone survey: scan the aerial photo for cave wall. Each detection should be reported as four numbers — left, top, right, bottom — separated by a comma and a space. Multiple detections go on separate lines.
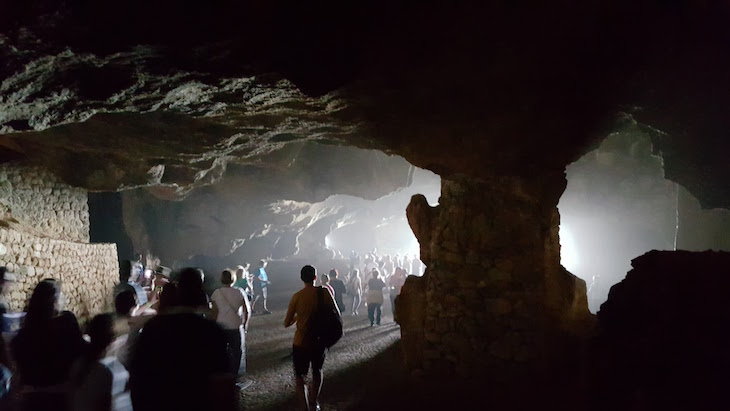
0, 164, 90, 242
121, 143, 413, 266
402, 173, 592, 379
0, 164, 118, 318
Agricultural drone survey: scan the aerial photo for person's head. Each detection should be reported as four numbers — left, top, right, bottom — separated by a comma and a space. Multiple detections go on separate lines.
87, 313, 115, 356
352, 269, 360, 279
236, 265, 248, 277
115, 290, 137, 317
158, 282, 179, 313
221, 269, 235, 286
178, 267, 206, 308
372, 269, 380, 278
329, 268, 338, 279
25, 279, 62, 326
301, 265, 316, 284
321, 274, 330, 285
133, 253, 142, 262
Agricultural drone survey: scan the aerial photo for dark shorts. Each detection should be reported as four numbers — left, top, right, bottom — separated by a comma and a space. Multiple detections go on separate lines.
292, 345, 326, 377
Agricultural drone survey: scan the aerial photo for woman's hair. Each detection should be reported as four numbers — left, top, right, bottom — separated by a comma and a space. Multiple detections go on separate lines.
115, 290, 137, 316
25, 279, 61, 327
220, 270, 235, 285
178, 267, 207, 308
72, 313, 115, 387
321, 274, 330, 284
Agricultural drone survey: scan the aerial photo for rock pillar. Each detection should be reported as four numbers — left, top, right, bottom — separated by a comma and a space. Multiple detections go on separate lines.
400, 173, 591, 380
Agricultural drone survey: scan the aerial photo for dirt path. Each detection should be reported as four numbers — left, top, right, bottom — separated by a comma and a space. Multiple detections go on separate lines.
238, 304, 404, 410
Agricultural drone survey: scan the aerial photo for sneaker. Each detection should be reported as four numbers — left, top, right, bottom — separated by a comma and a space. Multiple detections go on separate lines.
262, 310, 272, 315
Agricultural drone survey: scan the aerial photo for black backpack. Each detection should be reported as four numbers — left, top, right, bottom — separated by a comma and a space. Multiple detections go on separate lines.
312, 287, 343, 349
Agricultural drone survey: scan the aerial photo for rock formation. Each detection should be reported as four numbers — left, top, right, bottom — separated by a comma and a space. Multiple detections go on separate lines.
1, 0, 730, 394
596, 250, 730, 410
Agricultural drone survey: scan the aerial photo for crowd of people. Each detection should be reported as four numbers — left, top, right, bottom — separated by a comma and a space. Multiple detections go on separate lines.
0, 247, 420, 411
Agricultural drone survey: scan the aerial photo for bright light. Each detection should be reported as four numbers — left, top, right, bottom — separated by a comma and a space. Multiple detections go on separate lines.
559, 225, 580, 273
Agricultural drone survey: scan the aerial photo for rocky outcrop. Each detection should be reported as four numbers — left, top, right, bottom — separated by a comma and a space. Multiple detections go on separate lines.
595, 250, 730, 411
2, 2, 730, 209
401, 173, 593, 379
120, 143, 413, 264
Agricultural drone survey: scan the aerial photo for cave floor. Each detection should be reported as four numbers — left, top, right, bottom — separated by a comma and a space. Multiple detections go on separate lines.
239, 302, 405, 411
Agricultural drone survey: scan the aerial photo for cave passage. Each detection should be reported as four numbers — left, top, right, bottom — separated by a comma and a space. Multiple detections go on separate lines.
558, 126, 730, 312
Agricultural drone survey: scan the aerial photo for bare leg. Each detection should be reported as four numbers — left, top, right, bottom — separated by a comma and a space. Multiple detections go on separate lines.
309, 370, 323, 409
252, 294, 260, 312
295, 375, 310, 411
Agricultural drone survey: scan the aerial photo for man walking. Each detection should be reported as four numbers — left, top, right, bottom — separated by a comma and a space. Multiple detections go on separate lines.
284, 265, 338, 411
252, 259, 271, 314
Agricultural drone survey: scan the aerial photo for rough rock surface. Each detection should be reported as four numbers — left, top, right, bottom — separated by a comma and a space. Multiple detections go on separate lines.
1, 2, 730, 208
595, 250, 730, 411
401, 174, 593, 379
120, 144, 414, 263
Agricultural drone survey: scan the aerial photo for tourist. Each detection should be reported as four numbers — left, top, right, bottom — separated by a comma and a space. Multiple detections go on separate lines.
130, 267, 234, 411
349, 250, 360, 273
252, 259, 271, 314
284, 265, 338, 411
328, 269, 347, 314
126, 254, 148, 307
411, 255, 423, 276
211, 270, 251, 378
320, 273, 335, 297
366, 269, 386, 326
233, 263, 252, 301
382, 254, 394, 278
389, 267, 407, 316
11, 279, 86, 411
69, 313, 116, 411
349, 269, 362, 316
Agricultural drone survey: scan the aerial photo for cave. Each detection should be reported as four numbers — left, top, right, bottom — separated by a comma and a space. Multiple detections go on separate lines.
1, 1, 730, 410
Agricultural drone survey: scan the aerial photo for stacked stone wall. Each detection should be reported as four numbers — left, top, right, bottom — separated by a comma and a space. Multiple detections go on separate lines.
0, 164, 90, 242
0, 227, 118, 318
0, 164, 119, 320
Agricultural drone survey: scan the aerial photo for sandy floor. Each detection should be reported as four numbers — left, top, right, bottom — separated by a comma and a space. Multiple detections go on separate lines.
238, 301, 404, 411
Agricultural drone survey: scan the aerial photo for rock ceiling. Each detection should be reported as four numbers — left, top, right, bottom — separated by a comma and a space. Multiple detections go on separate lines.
0, 1, 729, 208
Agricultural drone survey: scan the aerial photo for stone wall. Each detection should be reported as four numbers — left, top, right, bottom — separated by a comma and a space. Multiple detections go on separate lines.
0, 227, 118, 318
400, 173, 593, 381
0, 164, 90, 242
0, 164, 118, 319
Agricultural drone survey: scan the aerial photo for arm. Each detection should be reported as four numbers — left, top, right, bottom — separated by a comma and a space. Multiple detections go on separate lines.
284, 295, 297, 328
241, 292, 251, 331
210, 290, 220, 321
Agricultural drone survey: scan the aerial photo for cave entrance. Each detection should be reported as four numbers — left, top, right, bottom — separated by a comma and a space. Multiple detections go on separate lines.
558, 123, 730, 313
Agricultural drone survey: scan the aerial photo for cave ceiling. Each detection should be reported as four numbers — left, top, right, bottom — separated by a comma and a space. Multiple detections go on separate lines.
0, 1, 729, 208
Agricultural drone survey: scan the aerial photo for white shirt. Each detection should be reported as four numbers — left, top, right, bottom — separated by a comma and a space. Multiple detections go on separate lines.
211, 287, 247, 330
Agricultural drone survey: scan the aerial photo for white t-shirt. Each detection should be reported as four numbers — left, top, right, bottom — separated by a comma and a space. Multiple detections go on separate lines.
211, 287, 247, 330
